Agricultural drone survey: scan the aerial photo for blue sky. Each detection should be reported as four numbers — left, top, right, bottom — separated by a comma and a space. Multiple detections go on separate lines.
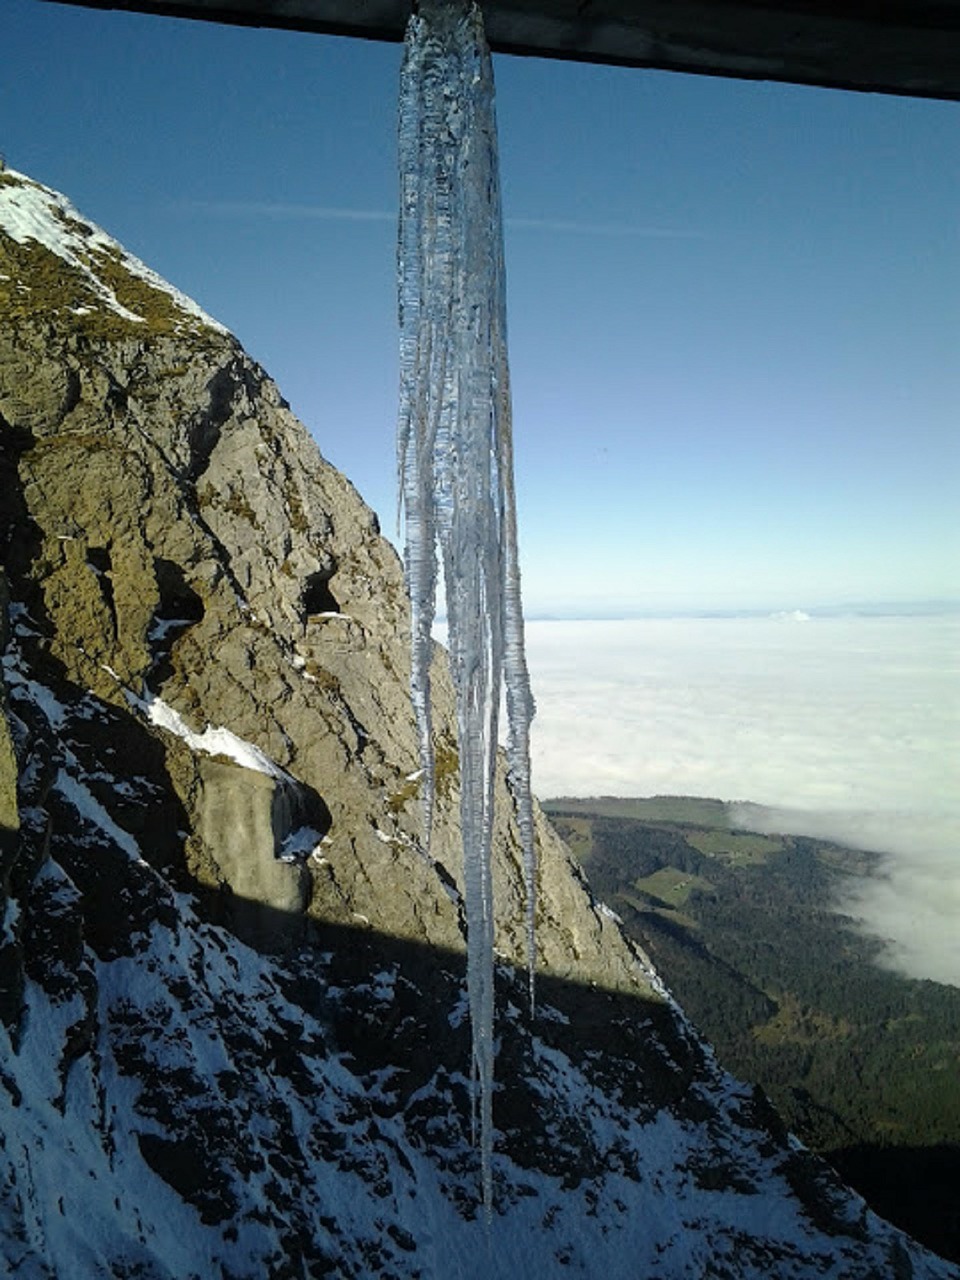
3, 0, 958, 615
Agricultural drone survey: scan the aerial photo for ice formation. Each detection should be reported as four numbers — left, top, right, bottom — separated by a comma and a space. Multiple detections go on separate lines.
397, 0, 537, 1210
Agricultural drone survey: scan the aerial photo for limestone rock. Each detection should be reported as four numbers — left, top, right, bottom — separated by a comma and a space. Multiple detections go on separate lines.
0, 167, 653, 1005
0, 572, 18, 846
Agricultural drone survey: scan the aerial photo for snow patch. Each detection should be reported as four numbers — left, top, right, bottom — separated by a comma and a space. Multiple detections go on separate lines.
1, 662, 71, 730
278, 825, 326, 863
53, 769, 144, 864
124, 688, 287, 780
1, 896, 20, 944
596, 901, 624, 926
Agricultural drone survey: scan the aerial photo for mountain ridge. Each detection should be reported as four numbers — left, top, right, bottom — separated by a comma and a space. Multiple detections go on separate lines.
1, 166, 956, 1278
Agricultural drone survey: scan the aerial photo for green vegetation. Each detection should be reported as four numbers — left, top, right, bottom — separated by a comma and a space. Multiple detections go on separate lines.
435, 739, 459, 799
544, 798, 960, 1264
197, 481, 261, 529
386, 772, 421, 815
1, 236, 184, 343
684, 827, 780, 866
286, 483, 311, 536
385, 738, 459, 815
632, 866, 716, 908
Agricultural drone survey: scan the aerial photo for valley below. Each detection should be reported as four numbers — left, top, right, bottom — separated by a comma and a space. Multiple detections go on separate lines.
545, 795, 960, 1264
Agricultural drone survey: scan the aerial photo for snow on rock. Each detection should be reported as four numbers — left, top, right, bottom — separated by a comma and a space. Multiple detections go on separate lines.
125, 687, 288, 780
277, 825, 327, 863
53, 768, 144, 864
0, 167, 226, 332
4, 812, 957, 1280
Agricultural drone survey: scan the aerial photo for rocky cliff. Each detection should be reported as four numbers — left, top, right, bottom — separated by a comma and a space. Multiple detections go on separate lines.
1, 167, 955, 1279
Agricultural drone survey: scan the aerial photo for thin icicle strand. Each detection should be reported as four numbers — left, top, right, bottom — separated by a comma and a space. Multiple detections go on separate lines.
397, 0, 537, 1213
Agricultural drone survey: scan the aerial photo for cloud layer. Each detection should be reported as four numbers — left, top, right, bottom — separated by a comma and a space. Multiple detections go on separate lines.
523, 615, 960, 986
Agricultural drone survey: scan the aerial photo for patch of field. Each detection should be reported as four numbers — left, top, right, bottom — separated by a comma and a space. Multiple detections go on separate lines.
633, 866, 716, 908
813, 842, 880, 876
685, 828, 784, 866
617, 892, 700, 936
882, 1012, 925, 1033
549, 813, 592, 858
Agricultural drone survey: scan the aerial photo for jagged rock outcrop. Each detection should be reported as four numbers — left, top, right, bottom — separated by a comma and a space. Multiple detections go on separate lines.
0, 168, 635, 992
1, 168, 956, 1279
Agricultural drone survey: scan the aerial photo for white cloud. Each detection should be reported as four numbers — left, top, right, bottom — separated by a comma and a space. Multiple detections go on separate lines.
523, 615, 960, 986
731, 803, 960, 986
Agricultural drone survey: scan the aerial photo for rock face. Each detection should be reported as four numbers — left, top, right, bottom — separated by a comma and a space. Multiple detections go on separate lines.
1, 168, 956, 1279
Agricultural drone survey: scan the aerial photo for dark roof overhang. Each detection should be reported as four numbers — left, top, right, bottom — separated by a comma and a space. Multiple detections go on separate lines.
37, 0, 960, 101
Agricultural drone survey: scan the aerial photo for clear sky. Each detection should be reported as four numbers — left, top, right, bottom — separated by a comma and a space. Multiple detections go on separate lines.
3, 0, 958, 616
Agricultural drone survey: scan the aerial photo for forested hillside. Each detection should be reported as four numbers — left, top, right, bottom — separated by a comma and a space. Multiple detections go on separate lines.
546, 797, 960, 1263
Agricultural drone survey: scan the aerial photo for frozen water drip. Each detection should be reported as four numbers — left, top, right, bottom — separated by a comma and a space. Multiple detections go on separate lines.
397, 0, 537, 1215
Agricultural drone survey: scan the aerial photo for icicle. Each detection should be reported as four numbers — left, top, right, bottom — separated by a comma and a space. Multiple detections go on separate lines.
397, 0, 537, 1212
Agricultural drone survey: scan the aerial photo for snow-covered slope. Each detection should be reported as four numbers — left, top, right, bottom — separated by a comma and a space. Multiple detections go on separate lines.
1, 166, 956, 1278
0, 167, 225, 333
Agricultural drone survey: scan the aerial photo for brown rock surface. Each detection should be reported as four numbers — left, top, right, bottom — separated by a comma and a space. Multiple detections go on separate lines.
0, 167, 653, 1001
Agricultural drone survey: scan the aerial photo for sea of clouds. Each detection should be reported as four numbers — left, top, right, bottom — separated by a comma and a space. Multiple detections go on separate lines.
522, 614, 959, 987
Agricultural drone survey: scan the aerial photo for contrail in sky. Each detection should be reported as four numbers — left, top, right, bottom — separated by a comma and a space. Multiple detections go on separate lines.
175, 200, 395, 222
174, 200, 705, 237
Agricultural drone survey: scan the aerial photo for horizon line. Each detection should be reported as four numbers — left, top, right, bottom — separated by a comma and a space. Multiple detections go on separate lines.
510, 599, 960, 623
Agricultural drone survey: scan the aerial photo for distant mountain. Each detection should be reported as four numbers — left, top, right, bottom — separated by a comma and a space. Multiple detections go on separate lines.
2, 167, 957, 1278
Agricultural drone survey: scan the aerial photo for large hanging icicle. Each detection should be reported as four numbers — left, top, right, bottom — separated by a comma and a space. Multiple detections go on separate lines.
397, 0, 537, 1212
